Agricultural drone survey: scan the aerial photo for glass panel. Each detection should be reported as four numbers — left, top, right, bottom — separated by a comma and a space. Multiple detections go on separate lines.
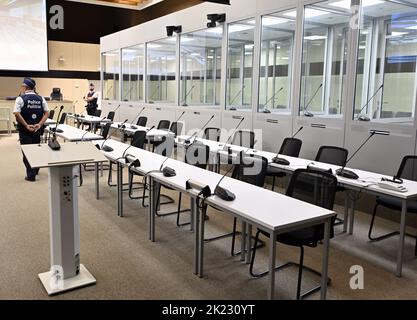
146, 38, 177, 104
102, 50, 120, 100
122, 44, 144, 102
226, 18, 255, 110
354, 0, 417, 122
180, 28, 222, 107
299, 3, 350, 117
258, 9, 296, 114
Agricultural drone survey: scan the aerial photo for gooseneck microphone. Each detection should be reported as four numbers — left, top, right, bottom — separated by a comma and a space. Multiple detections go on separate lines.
213, 164, 236, 201
184, 115, 215, 144
130, 107, 146, 129
175, 111, 186, 123
222, 117, 245, 150
357, 84, 384, 122
48, 105, 64, 151
229, 84, 246, 107
303, 83, 323, 117
335, 130, 389, 180
271, 126, 303, 166
263, 87, 284, 112
182, 85, 195, 107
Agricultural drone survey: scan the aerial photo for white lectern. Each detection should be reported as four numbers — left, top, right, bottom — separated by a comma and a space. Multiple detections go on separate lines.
21, 142, 107, 295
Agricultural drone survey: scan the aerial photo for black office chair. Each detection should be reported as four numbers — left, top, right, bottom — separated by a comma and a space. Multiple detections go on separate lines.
59, 112, 67, 124
250, 168, 337, 300
108, 130, 147, 188
169, 122, 183, 137
96, 111, 115, 134
137, 116, 148, 127
231, 130, 255, 148
267, 138, 302, 191
368, 155, 417, 256
157, 120, 170, 130
203, 127, 221, 142
101, 122, 111, 139
95, 109, 102, 117
149, 120, 171, 151
315, 145, 348, 226
48, 109, 55, 120
175, 144, 211, 226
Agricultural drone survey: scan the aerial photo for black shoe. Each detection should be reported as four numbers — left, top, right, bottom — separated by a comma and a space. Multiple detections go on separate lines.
25, 176, 36, 182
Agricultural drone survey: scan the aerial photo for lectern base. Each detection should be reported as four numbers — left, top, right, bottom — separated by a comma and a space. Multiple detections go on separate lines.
38, 264, 96, 295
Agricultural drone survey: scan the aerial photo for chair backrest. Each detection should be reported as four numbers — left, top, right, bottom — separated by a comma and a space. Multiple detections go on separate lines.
101, 123, 111, 139
170, 122, 183, 137
157, 120, 170, 130
315, 146, 348, 166
95, 109, 102, 117
137, 116, 147, 127
185, 143, 210, 169
397, 155, 417, 182
286, 168, 338, 241
59, 112, 67, 124
204, 127, 221, 142
234, 155, 268, 187
279, 138, 302, 157
131, 130, 147, 149
107, 111, 115, 121
154, 136, 174, 157
231, 130, 255, 148
48, 109, 55, 120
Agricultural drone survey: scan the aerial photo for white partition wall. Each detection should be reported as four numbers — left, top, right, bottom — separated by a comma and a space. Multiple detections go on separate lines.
100, 0, 417, 175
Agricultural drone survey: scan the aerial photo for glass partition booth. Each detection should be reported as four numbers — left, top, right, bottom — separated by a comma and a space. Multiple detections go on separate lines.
122, 44, 144, 102
300, 2, 351, 117
259, 9, 297, 114
180, 28, 222, 107
102, 49, 120, 101
226, 18, 255, 110
354, 0, 417, 122
146, 38, 177, 104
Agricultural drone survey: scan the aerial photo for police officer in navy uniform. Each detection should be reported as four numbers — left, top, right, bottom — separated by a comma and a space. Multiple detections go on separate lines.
84, 83, 99, 116
13, 78, 49, 182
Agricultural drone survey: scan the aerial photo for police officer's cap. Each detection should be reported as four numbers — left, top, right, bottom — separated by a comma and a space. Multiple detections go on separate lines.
22, 78, 36, 89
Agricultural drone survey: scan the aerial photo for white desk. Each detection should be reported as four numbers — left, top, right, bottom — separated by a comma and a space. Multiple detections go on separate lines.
111, 122, 175, 138
176, 135, 417, 277
46, 124, 104, 142
45, 119, 56, 126
67, 114, 111, 132
94, 138, 335, 300
21, 142, 107, 295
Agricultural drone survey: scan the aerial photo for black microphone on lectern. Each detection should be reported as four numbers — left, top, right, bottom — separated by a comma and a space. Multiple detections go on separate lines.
130, 107, 146, 130
303, 83, 323, 117
213, 165, 236, 201
271, 126, 303, 166
182, 85, 195, 107
175, 111, 186, 123
357, 84, 384, 122
335, 129, 389, 180
222, 117, 245, 150
48, 105, 64, 151
184, 115, 215, 145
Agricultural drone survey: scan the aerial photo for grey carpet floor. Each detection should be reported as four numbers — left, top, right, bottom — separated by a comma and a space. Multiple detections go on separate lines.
0, 133, 416, 300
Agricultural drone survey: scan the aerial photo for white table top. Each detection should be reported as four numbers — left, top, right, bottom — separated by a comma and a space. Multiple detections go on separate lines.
67, 114, 111, 123
176, 136, 417, 200
94, 139, 335, 232
46, 124, 104, 142
44, 119, 56, 126
111, 122, 175, 138
22, 142, 107, 168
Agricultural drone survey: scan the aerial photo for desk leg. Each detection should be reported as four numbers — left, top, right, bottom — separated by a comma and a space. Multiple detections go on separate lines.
396, 199, 407, 277
192, 198, 199, 275
198, 204, 205, 278
190, 197, 194, 232
246, 224, 252, 264
117, 163, 123, 217
321, 217, 331, 300
343, 193, 349, 233
267, 231, 277, 300
349, 191, 356, 235
148, 177, 153, 241
95, 163, 99, 200
241, 221, 247, 262
150, 179, 158, 242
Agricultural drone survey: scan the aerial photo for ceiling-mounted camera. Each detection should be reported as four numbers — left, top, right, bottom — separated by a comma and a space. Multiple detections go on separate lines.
166, 25, 182, 37
207, 13, 226, 28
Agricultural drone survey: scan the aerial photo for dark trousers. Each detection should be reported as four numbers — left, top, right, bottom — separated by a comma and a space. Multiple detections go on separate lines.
19, 130, 42, 179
